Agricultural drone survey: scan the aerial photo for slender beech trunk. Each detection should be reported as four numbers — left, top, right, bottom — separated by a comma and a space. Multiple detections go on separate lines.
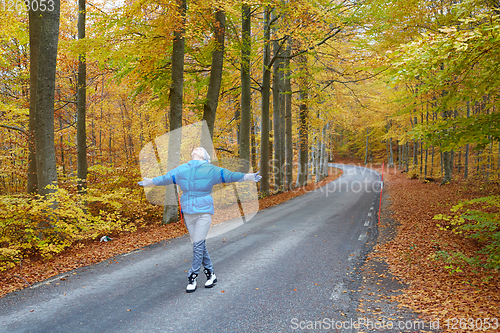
27, 9, 41, 194
398, 142, 401, 169
364, 129, 369, 165
441, 109, 453, 184
385, 139, 390, 166
425, 146, 429, 178
239, 3, 251, 170
308, 143, 313, 182
34, 0, 60, 197
260, 7, 271, 195
315, 135, 320, 183
464, 101, 470, 179
496, 141, 500, 170
323, 124, 329, 178
120, 103, 129, 161
405, 141, 409, 172
431, 145, 435, 177
162, 0, 186, 225
251, 115, 257, 170
202, 8, 226, 142
319, 125, 326, 181
413, 116, 418, 168
99, 75, 104, 163
76, 0, 87, 194
278, 58, 285, 186
400, 142, 404, 170
297, 53, 308, 187
284, 41, 293, 190
424, 109, 429, 177
59, 118, 65, 175
272, 16, 282, 191
440, 65, 453, 184
389, 138, 393, 166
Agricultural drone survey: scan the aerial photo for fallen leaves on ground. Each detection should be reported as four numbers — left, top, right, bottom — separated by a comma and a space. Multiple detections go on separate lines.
371, 166, 500, 333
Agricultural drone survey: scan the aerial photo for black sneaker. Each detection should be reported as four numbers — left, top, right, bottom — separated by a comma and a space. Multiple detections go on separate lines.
186, 273, 198, 293
204, 268, 217, 288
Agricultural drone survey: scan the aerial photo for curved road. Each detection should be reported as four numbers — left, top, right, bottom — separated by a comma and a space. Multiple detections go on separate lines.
0, 164, 383, 333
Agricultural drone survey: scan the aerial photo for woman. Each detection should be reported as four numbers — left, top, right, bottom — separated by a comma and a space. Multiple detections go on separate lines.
139, 147, 261, 292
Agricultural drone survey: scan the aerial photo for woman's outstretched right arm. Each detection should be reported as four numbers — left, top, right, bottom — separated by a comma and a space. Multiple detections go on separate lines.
139, 168, 178, 187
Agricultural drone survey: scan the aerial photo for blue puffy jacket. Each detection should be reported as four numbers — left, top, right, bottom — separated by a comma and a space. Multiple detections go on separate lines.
152, 160, 245, 215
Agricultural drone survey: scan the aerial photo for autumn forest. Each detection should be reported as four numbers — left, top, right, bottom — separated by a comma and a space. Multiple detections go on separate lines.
1, 0, 500, 325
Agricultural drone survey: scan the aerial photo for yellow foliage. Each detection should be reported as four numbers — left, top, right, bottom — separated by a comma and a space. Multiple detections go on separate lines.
0, 184, 153, 270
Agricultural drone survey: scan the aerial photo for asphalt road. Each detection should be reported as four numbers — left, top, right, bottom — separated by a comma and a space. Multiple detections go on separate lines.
0, 164, 383, 333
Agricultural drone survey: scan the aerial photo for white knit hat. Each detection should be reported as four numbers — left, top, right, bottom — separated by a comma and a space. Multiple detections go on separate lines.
192, 147, 211, 163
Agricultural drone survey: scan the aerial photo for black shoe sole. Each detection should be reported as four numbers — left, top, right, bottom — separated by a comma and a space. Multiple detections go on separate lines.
205, 278, 218, 288
186, 286, 197, 293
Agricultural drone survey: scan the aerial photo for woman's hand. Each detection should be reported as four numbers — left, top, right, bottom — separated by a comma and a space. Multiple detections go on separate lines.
243, 171, 262, 182
138, 178, 154, 187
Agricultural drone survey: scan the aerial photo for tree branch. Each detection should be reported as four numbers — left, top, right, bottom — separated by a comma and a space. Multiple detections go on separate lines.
0, 124, 27, 135
267, 35, 289, 69
289, 27, 342, 59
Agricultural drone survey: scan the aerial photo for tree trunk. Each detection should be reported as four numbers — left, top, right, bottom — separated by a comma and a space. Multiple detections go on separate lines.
34, 0, 60, 197
464, 101, 470, 179
120, 103, 129, 161
308, 143, 313, 182
431, 145, 435, 177
389, 138, 394, 167
385, 139, 389, 166
27, 9, 41, 194
405, 141, 410, 172
251, 115, 257, 171
497, 142, 500, 171
239, 3, 251, 169
364, 129, 369, 165
99, 75, 104, 163
77, 0, 87, 194
162, 0, 186, 225
441, 109, 453, 184
424, 146, 429, 178
424, 109, 429, 178
442, 149, 452, 184
284, 40, 293, 190
316, 134, 321, 182
202, 8, 226, 142
420, 139, 423, 178
278, 57, 285, 186
272, 17, 283, 191
398, 142, 401, 169
319, 125, 326, 181
297, 53, 308, 187
323, 124, 329, 178
59, 118, 65, 175
413, 116, 418, 168
260, 6, 271, 195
